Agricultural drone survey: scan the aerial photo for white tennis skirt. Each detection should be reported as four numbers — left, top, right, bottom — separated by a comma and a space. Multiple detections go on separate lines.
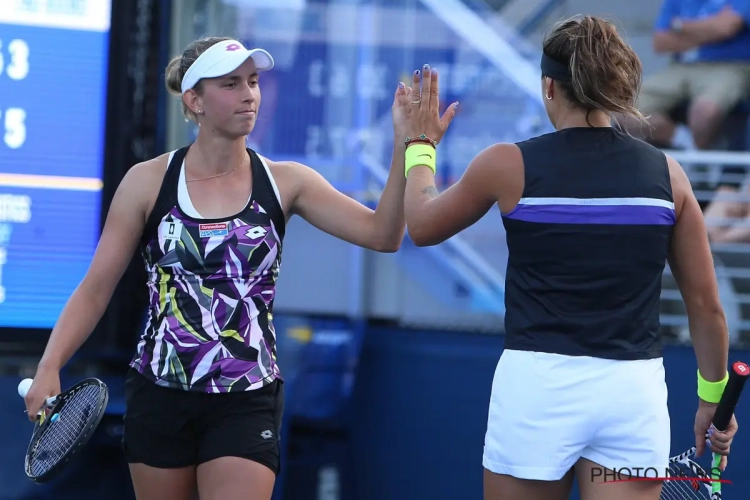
482, 349, 671, 481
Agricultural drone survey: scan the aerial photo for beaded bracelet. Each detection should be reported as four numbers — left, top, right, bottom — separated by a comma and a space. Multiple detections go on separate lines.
404, 134, 437, 148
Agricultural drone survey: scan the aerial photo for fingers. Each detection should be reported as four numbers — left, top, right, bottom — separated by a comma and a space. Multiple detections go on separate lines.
24, 395, 42, 422
695, 431, 706, 457
429, 67, 439, 114
394, 82, 408, 106
440, 101, 459, 130
707, 426, 733, 455
24, 385, 54, 423
719, 454, 728, 472
420, 64, 432, 109
412, 70, 421, 103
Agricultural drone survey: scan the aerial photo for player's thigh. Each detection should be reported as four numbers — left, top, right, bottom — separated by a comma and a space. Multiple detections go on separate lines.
195, 380, 284, 500
197, 457, 276, 500
122, 370, 200, 463
123, 369, 202, 497
484, 468, 574, 500
575, 458, 662, 500
129, 464, 197, 500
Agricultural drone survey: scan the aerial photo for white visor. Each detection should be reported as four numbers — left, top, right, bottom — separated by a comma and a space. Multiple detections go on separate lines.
180, 40, 274, 93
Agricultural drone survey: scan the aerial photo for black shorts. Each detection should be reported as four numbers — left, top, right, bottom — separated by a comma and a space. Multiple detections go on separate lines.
122, 369, 284, 474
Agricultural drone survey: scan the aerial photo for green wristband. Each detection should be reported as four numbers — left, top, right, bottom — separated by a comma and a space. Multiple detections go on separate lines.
697, 370, 729, 404
405, 143, 436, 178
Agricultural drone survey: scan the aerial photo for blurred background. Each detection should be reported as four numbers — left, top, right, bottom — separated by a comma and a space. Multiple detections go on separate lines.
1, 0, 749, 498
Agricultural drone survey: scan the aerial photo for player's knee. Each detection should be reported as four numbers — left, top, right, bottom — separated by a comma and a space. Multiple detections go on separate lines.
688, 99, 725, 149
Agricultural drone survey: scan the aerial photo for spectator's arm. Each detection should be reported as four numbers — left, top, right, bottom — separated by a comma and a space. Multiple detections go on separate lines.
710, 207, 750, 242
679, 5, 746, 45
652, 0, 700, 53
653, 32, 700, 53
711, 221, 750, 243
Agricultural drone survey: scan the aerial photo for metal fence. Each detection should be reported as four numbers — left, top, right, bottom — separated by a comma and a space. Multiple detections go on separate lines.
661, 149, 750, 347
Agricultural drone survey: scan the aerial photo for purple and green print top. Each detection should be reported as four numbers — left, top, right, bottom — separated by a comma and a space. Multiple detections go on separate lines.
130, 199, 283, 393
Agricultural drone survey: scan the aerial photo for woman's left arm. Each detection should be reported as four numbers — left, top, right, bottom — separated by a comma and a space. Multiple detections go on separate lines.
282, 76, 437, 252
404, 143, 518, 246
285, 141, 407, 253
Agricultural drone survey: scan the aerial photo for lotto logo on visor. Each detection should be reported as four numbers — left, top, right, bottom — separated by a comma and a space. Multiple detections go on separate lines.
181, 40, 275, 93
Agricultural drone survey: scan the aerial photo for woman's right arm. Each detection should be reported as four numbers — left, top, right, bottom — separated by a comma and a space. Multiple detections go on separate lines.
25, 159, 159, 415
667, 155, 740, 462
666, 155, 729, 383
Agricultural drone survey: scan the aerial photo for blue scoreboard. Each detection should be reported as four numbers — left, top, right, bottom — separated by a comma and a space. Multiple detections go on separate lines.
0, 0, 111, 328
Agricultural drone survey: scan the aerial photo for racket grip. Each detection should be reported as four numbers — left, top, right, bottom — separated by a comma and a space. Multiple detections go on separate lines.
712, 361, 750, 432
17, 378, 56, 407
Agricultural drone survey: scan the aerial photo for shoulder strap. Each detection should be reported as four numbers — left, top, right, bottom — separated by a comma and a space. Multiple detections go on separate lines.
247, 148, 286, 242
140, 146, 190, 249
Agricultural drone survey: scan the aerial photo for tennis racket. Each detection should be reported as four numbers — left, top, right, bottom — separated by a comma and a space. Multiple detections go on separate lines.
661, 361, 750, 500
18, 377, 109, 483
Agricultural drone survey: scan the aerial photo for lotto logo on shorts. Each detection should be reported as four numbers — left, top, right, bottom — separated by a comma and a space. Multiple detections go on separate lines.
199, 223, 229, 238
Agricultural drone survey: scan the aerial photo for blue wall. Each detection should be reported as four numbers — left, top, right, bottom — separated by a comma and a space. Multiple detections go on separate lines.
348, 327, 750, 499
2, 325, 749, 499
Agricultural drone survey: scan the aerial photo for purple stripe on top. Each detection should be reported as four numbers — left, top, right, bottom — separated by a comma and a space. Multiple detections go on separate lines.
505, 203, 676, 225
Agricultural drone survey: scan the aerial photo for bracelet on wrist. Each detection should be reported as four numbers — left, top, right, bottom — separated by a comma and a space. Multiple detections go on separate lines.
405, 134, 437, 148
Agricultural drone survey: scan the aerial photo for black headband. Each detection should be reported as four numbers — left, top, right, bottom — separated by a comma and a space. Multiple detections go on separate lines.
541, 53, 571, 82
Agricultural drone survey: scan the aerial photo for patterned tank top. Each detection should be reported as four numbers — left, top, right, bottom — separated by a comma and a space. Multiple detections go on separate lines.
130, 145, 286, 393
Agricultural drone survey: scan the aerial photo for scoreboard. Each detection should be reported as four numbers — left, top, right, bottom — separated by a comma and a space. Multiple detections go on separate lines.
0, 0, 111, 328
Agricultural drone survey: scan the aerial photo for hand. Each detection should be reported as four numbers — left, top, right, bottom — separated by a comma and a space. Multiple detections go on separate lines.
694, 399, 738, 471
398, 64, 458, 145
391, 81, 413, 140
24, 365, 61, 422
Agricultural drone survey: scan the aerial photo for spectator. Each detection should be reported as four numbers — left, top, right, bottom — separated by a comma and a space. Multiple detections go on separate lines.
704, 181, 750, 242
629, 0, 750, 150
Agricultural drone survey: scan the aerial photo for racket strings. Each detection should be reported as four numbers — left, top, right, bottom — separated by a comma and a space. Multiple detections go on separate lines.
28, 384, 102, 477
661, 484, 708, 500
660, 459, 715, 500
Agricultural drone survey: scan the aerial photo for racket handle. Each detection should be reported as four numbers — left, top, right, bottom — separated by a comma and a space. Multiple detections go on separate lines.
712, 361, 750, 432
17, 378, 56, 407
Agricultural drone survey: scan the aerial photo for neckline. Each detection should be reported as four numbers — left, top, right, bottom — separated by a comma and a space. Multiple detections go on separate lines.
176, 152, 254, 223
557, 126, 615, 132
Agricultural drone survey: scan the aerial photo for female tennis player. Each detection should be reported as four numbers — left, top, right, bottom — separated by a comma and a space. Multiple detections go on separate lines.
401, 16, 738, 500
22, 36, 434, 500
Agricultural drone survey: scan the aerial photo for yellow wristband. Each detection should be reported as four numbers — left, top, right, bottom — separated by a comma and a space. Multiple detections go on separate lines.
697, 370, 729, 403
405, 143, 437, 178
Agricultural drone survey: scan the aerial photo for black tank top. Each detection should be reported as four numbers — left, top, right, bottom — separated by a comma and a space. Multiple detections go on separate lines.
501, 127, 674, 360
